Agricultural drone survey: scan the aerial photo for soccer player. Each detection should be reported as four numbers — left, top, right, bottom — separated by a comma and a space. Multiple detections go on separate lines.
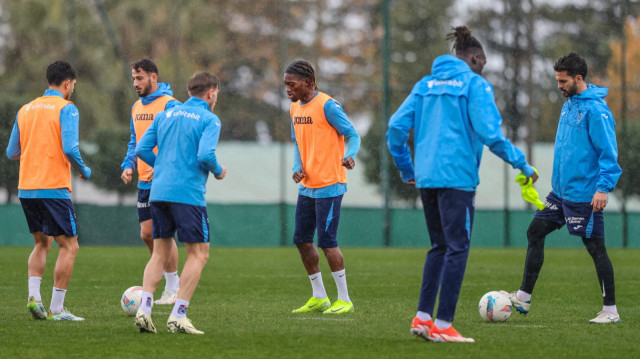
6, 60, 91, 321
284, 60, 361, 315
120, 58, 181, 305
508, 53, 622, 324
386, 27, 537, 343
133, 72, 226, 335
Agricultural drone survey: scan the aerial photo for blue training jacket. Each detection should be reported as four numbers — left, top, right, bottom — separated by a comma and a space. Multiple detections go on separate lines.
552, 84, 621, 202
136, 97, 224, 207
387, 54, 534, 189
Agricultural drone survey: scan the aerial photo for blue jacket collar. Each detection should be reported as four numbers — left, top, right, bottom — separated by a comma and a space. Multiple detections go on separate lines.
184, 96, 211, 110
569, 83, 608, 103
431, 54, 473, 79
43, 89, 64, 98
140, 83, 174, 105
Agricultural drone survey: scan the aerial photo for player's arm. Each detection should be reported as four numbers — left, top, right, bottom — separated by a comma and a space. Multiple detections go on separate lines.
197, 116, 225, 179
60, 104, 91, 179
135, 117, 159, 167
588, 108, 622, 211
6, 114, 21, 160
468, 78, 536, 181
324, 100, 361, 170
290, 121, 305, 183
386, 89, 416, 183
120, 116, 137, 184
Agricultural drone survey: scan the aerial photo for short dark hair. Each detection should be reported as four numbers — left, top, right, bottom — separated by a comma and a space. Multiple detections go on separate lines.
553, 52, 588, 79
446, 26, 483, 55
187, 72, 219, 96
132, 58, 159, 75
285, 60, 318, 91
46, 61, 77, 86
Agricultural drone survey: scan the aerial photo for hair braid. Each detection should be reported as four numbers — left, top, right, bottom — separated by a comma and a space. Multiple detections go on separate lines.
445, 26, 483, 55
285, 60, 318, 91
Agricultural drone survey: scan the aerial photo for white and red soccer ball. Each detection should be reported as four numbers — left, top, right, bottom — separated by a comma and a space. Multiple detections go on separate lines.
478, 290, 512, 322
121, 286, 143, 317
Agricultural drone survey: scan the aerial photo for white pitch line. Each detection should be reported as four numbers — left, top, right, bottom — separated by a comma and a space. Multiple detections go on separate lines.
508, 324, 548, 328
291, 317, 355, 321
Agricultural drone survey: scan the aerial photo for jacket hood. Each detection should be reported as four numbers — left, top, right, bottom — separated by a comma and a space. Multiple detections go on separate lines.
431, 54, 473, 80
140, 82, 174, 105
574, 83, 608, 101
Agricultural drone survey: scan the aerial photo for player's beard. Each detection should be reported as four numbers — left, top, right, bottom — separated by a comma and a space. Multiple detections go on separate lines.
137, 81, 152, 97
561, 81, 578, 97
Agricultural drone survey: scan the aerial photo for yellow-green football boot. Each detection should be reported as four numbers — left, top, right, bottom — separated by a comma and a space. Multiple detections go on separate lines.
292, 297, 331, 313
323, 299, 354, 314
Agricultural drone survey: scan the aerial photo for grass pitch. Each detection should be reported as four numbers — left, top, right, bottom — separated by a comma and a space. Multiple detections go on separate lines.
1, 246, 639, 358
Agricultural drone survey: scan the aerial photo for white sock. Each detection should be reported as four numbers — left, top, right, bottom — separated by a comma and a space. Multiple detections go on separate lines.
28, 276, 42, 301
517, 290, 531, 302
309, 272, 327, 299
416, 311, 432, 321
171, 299, 189, 319
50, 287, 67, 314
434, 319, 451, 330
331, 269, 350, 302
140, 291, 153, 315
603, 305, 618, 315
164, 271, 179, 292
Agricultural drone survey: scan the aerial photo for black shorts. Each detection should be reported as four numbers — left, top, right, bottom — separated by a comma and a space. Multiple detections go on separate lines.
293, 195, 343, 248
535, 192, 604, 239
20, 198, 77, 237
150, 201, 210, 243
137, 189, 152, 223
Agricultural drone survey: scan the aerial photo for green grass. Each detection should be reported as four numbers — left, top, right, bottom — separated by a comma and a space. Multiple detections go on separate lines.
1, 246, 639, 358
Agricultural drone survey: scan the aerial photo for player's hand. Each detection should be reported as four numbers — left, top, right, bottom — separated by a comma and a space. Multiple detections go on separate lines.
145, 168, 154, 181
342, 156, 355, 170
292, 170, 306, 183
121, 168, 133, 184
215, 166, 227, 180
591, 191, 608, 212
529, 172, 539, 184
406, 179, 416, 185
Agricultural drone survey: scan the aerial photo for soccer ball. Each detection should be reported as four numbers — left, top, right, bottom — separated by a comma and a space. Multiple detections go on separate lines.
478, 290, 512, 322
121, 286, 143, 317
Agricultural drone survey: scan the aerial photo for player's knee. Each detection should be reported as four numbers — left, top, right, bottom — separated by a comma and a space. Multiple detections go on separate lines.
582, 237, 605, 257
140, 229, 152, 242
526, 225, 543, 244
60, 239, 79, 256
198, 250, 210, 263
34, 239, 52, 252
527, 219, 554, 244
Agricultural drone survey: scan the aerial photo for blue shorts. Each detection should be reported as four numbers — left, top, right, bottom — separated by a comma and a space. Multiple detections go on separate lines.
293, 195, 343, 249
150, 201, 210, 243
137, 189, 151, 223
535, 192, 604, 239
20, 198, 77, 237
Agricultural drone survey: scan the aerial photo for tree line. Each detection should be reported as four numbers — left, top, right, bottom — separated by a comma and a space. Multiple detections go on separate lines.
0, 0, 638, 206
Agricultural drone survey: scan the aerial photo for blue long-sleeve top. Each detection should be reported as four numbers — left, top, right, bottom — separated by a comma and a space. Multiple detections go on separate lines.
6, 89, 91, 199
291, 93, 361, 198
386, 55, 534, 190
551, 84, 622, 202
120, 83, 180, 190
136, 97, 223, 207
